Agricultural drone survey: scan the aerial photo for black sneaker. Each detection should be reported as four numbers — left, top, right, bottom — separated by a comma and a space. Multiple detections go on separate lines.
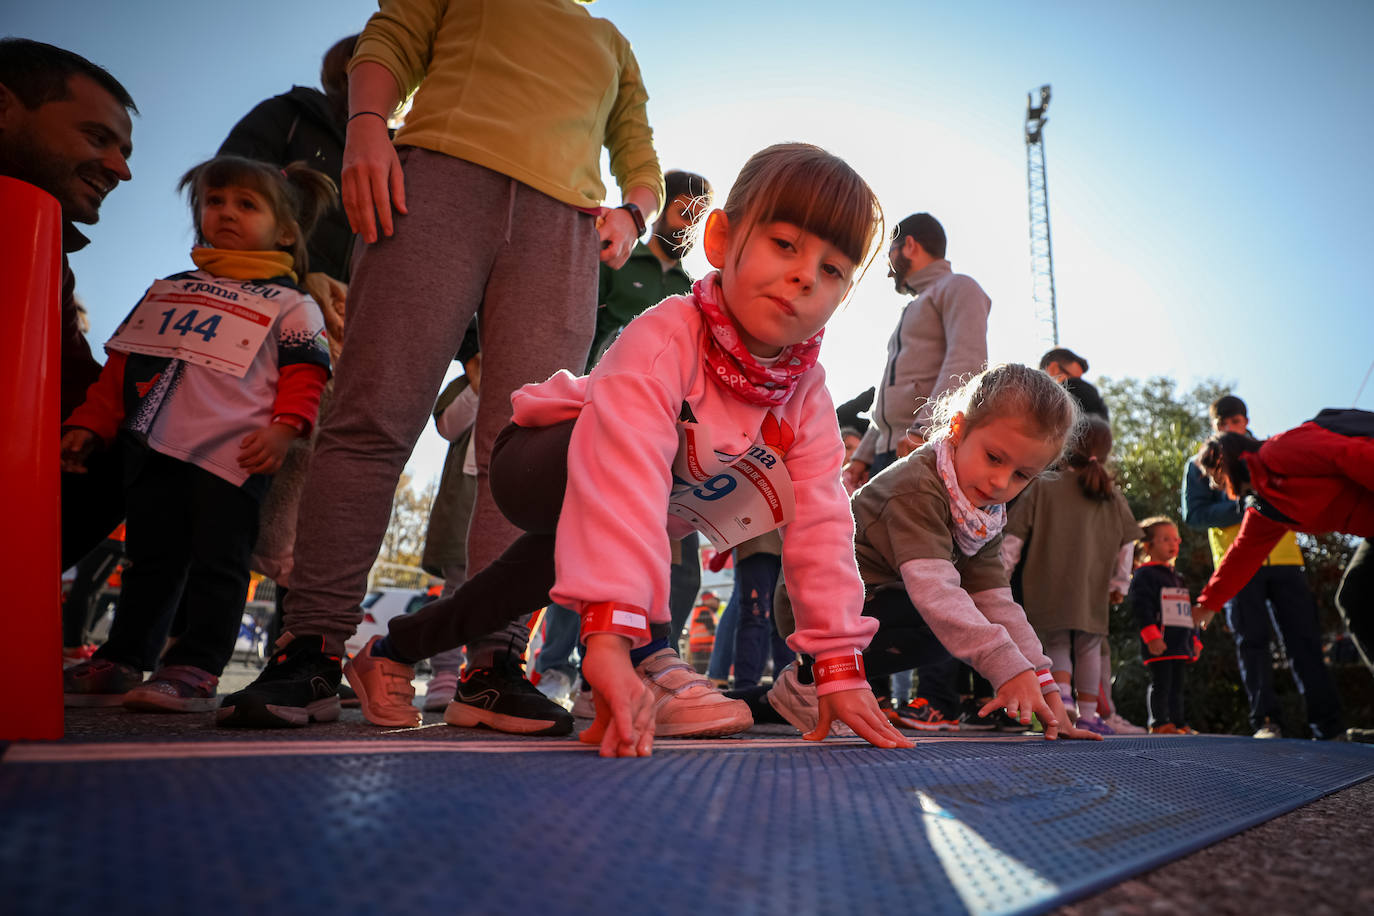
958, 697, 998, 731
444, 652, 574, 736
993, 708, 1029, 732
217, 634, 342, 728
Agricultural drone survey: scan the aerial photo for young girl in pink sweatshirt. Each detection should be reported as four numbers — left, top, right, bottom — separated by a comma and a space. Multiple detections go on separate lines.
348, 142, 912, 755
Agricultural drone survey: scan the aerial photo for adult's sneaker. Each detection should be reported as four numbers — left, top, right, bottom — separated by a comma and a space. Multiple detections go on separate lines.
445, 651, 574, 736
423, 669, 460, 712
636, 648, 752, 738
535, 668, 575, 710
217, 633, 342, 728
1076, 714, 1116, 737
570, 686, 595, 719
123, 665, 219, 713
766, 661, 855, 737
344, 636, 422, 728
891, 698, 959, 731
64, 658, 144, 707
958, 697, 998, 731
1102, 712, 1146, 735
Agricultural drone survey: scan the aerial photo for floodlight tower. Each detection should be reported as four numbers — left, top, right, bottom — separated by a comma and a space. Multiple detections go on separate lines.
1025, 84, 1058, 346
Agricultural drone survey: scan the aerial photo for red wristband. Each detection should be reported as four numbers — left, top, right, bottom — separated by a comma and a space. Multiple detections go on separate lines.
812, 650, 865, 687
579, 602, 651, 646
1036, 668, 1055, 689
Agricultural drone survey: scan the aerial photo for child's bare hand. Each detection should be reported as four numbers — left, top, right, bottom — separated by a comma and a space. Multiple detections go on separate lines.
981, 670, 1055, 733
1147, 637, 1166, 656
1042, 690, 1102, 741
579, 633, 655, 757
238, 422, 298, 475
808, 688, 914, 748
60, 428, 99, 473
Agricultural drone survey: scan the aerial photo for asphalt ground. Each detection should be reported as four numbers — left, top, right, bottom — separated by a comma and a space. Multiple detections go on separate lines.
26, 660, 1374, 915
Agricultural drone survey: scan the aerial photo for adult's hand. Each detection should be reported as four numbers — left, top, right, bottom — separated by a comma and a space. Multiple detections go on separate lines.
596, 206, 638, 269
895, 432, 924, 458
304, 272, 347, 364
341, 116, 406, 244
842, 460, 870, 492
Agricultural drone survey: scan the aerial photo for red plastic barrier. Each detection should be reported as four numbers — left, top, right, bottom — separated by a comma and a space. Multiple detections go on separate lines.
0, 176, 64, 739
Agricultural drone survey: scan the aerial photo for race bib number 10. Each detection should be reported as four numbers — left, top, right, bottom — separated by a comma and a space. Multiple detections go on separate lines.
667, 422, 796, 552
107, 277, 280, 378
1160, 586, 1193, 630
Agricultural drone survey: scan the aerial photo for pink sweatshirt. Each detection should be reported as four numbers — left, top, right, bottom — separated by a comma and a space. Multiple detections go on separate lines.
510, 293, 876, 694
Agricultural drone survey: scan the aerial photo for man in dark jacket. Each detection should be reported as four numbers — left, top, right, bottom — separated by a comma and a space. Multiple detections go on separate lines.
0, 38, 136, 568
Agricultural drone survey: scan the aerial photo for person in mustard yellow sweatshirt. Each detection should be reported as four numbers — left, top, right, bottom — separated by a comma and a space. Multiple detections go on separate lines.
219, 0, 666, 732
1181, 395, 1342, 739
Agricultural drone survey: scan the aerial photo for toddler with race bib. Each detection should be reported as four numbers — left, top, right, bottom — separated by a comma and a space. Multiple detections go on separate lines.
817, 364, 1103, 741
346, 142, 912, 755
61, 156, 335, 712
1127, 516, 1202, 734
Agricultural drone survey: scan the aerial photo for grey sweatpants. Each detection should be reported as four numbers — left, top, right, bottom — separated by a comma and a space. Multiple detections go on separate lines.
283, 148, 598, 656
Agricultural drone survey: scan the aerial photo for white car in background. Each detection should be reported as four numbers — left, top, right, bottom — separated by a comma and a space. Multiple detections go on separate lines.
344, 588, 435, 659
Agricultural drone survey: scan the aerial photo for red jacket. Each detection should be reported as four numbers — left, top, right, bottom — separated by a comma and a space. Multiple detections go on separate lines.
1198, 421, 1374, 609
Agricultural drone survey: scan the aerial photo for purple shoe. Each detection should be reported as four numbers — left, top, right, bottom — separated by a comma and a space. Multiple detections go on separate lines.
1077, 714, 1116, 736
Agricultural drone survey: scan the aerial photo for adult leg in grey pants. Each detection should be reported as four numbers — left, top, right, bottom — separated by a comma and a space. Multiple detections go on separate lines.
281, 149, 596, 657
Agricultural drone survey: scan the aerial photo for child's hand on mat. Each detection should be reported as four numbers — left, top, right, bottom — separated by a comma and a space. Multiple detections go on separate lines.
60, 428, 98, 473
1041, 690, 1102, 741
238, 422, 298, 475
1147, 637, 1166, 656
580, 633, 655, 758
981, 670, 1055, 733
808, 689, 914, 748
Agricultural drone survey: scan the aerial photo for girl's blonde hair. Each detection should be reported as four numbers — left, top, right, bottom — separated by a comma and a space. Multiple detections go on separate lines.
720, 142, 884, 282
1135, 515, 1177, 563
178, 155, 338, 274
926, 363, 1081, 458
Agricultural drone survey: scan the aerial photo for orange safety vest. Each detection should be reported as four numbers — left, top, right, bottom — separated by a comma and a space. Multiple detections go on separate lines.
688, 603, 717, 653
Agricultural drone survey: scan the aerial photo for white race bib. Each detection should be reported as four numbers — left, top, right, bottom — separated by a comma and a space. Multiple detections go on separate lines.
1160, 586, 1193, 630
107, 277, 280, 378
666, 422, 795, 552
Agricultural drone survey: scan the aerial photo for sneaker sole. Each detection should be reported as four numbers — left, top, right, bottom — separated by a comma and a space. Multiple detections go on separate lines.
653, 708, 754, 738
215, 695, 342, 728
422, 695, 454, 713
443, 701, 573, 736
123, 693, 218, 713
64, 693, 131, 708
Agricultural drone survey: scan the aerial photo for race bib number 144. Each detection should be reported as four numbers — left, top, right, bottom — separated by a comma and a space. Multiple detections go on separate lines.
107, 277, 280, 378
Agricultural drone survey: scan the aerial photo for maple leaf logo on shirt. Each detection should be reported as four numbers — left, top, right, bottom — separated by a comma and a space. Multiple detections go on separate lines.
760, 413, 795, 456
134, 372, 162, 398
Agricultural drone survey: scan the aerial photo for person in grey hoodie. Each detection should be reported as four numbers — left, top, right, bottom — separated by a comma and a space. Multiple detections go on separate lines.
843, 212, 990, 492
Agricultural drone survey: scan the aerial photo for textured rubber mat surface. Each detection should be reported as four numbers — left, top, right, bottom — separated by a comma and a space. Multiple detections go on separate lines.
2, 736, 1371, 915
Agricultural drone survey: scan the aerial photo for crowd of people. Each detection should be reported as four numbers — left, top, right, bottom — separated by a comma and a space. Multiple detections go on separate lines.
5, 0, 1370, 756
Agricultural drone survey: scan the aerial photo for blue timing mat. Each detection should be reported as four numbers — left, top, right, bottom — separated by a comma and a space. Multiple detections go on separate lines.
2, 735, 1372, 915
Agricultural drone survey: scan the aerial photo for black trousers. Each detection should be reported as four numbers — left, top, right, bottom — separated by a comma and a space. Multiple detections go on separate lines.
93, 447, 257, 675
1337, 539, 1374, 674
1146, 659, 1187, 728
387, 421, 572, 664
61, 444, 125, 569
860, 587, 956, 683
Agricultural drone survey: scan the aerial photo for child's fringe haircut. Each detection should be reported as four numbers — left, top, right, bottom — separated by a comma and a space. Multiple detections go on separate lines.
925, 363, 1082, 461
178, 155, 338, 275
721, 142, 884, 288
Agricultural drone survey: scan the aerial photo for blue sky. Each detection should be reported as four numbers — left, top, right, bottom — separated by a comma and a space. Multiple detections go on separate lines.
12, 0, 1374, 484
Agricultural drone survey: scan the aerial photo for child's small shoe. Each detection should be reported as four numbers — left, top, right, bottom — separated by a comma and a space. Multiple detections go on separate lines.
1076, 714, 1115, 737
1150, 722, 1180, 735
1102, 712, 1147, 734
123, 664, 219, 712
64, 658, 144, 707
766, 661, 855, 737
635, 648, 752, 737
344, 636, 421, 728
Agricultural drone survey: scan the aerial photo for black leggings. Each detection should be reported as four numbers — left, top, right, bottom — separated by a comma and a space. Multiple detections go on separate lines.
386, 421, 572, 664
859, 587, 956, 681
1146, 659, 1187, 728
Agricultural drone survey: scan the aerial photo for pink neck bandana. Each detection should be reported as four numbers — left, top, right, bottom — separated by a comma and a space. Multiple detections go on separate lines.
934, 438, 1007, 556
693, 271, 821, 407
